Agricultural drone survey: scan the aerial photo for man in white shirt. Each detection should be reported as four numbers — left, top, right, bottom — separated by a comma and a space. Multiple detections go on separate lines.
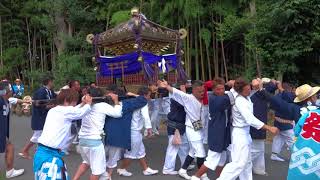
158, 80, 208, 180
33, 89, 92, 180
117, 86, 158, 177
73, 87, 122, 180
217, 78, 279, 180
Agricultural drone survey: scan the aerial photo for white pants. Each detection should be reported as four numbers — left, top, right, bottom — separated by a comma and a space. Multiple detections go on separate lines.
272, 129, 294, 154
79, 143, 106, 175
30, 130, 43, 143
163, 134, 189, 172
124, 130, 146, 159
185, 127, 206, 158
149, 99, 161, 133
202, 106, 209, 144
106, 146, 123, 169
204, 150, 227, 170
251, 139, 266, 174
217, 127, 253, 180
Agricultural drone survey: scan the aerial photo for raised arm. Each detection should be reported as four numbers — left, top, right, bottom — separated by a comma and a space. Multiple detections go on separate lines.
122, 96, 148, 113
158, 80, 191, 106
65, 104, 91, 120
65, 95, 92, 120
103, 93, 122, 118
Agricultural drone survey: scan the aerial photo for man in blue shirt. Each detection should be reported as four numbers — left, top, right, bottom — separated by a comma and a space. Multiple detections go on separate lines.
162, 83, 190, 175
104, 86, 148, 179
191, 78, 234, 180
19, 77, 56, 159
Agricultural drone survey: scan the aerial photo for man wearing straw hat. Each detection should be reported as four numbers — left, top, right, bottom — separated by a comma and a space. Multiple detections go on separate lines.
270, 84, 320, 123
286, 84, 320, 180
256, 82, 319, 179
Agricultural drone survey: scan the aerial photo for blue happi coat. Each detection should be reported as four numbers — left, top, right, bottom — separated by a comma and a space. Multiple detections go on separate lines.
250, 83, 277, 139
207, 93, 233, 153
31, 87, 56, 130
12, 84, 24, 97
104, 96, 147, 150
0, 97, 9, 153
167, 99, 186, 136
273, 91, 295, 131
288, 108, 320, 180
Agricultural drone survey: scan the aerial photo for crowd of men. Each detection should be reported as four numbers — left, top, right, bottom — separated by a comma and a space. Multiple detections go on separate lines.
0, 76, 319, 180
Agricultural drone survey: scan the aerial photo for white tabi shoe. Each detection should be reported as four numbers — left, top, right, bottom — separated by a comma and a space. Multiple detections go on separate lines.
191, 176, 201, 180
253, 170, 269, 176
200, 173, 210, 180
163, 170, 178, 175
99, 172, 111, 180
270, 154, 285, 162
143, 167, 159, 175
178, 169, 191, 180
117, 169, 133, 177
6, 168, 25, 179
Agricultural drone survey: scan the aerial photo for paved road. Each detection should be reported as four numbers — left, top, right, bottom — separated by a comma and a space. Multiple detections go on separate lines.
1, 115, 290, 180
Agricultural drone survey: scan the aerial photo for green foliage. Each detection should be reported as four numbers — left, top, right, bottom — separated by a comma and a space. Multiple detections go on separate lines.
0, 47, 24, 77
110, 10, 131, 26
200, 28, 211, 47
53, 53, 95, 88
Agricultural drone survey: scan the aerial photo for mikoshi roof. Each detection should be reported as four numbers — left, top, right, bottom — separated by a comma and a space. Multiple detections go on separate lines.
87, 9, 186, 55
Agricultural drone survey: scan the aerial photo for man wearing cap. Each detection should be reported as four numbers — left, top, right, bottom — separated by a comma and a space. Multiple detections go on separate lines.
0, 82, 25, 178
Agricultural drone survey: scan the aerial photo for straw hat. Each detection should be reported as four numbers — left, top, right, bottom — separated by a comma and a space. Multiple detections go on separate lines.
294, 84, 320, 103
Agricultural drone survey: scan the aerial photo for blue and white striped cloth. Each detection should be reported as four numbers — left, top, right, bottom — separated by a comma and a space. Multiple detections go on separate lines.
33, 145, 69, 180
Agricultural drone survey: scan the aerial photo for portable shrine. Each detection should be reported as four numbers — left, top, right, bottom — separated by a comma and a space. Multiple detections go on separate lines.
86, 7, 187, 86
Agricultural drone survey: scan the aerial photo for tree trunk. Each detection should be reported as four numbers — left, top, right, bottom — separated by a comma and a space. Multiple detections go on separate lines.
52, 39, 56, 69
195, 25, 199, 80
219, 15, 228, 81
187, 22, 192, 77
32, 28, 37, 87
188, 23, 192, 77
25, 18, 32, 86
206, 45, 212, 80
40, 36, 44, 72
53, 12, 68, 55
198, 16, 205, 80
68, 22, 73, 37
212, 13, 219, 78
249, 0, 261, 77
44, 39, 47, 71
